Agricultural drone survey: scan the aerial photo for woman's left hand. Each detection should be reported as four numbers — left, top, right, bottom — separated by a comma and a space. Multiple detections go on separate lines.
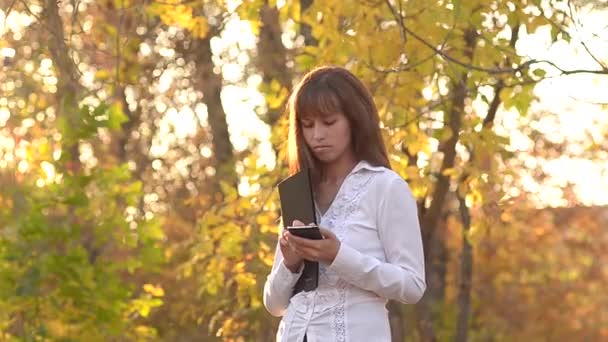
285, 227, 341, 264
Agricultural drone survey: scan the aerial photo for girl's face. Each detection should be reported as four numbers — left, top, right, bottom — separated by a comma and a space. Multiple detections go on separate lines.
300, 111, 353, 164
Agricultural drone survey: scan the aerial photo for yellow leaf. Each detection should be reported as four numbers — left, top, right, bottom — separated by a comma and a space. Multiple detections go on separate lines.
190, 17, 209, 38
95, 70, 111, 81
442, 168, 458, 177
404, 166, 420, 180
259, 251, 274, 266
143, 284, 165, 297
234, 261, 246, 272
250, 296, 262, 309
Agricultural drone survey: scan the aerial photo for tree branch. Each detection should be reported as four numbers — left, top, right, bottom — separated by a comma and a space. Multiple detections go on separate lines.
18, 0, 42, 21
374, 0, 457, 74
537, 59, 608, 75
3, 0, 18, 17
383, 0, 608, 76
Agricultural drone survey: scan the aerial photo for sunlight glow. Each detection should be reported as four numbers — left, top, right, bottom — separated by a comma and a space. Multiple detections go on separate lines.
1, 47, 15, 58
0, 3, 606, 205
0, 107, 9, 126
41, 161, 56, 181
513, 9, 608, 206
17, 160, 28, 173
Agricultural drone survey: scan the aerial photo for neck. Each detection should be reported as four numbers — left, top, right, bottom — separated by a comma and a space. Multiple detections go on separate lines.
320, 151, 358, 183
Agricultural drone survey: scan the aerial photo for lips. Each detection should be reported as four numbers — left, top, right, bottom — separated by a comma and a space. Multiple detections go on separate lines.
313, 145, 331, 151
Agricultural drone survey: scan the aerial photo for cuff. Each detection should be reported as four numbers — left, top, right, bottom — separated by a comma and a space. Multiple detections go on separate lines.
275, 260, 304, 285
327, 243, 363, 277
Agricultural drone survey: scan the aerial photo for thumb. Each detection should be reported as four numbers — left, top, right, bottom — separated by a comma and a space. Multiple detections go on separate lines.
292, 219, 304, 226
319, 227, 337, 240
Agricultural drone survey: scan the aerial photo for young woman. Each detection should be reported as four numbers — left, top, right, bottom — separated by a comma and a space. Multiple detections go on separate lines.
263, 66, 426, 342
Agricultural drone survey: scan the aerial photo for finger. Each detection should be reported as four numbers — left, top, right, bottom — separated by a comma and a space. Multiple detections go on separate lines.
290, 243, 298, 253
287, 233, 322, 248
293, 246, 306, 258
318, 227, 337, 240
286, 238, 297, 250
296, 247, 321, 261
291, 241, 322, 259
279, 236, 288, 246
292, 219, 304, 226
286, 237, 305, 252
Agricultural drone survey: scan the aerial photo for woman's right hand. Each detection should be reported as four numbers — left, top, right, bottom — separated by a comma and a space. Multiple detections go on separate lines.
280, 220, 305, 273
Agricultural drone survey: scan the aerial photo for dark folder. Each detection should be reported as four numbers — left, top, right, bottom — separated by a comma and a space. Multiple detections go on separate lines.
277, 168, 318, 294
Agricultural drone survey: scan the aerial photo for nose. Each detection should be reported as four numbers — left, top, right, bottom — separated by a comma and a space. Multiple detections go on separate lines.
312, 122, 325, 141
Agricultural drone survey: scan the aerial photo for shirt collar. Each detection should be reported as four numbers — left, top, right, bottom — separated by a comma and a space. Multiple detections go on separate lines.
352, 160, 386, 174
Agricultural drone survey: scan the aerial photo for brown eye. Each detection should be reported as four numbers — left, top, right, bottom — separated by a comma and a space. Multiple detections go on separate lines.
324, 120, 336, 126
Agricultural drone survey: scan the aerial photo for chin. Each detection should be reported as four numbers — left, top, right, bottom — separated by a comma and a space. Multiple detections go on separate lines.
315, 155, 338, 163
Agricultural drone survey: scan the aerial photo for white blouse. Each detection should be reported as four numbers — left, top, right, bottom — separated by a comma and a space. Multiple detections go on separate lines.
263, 160, 426, 342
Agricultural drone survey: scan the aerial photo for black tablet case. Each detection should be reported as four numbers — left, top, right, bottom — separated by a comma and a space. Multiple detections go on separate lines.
277, 168, 318, 294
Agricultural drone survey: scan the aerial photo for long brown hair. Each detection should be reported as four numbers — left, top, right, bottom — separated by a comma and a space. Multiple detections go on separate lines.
286, 66, 391, 177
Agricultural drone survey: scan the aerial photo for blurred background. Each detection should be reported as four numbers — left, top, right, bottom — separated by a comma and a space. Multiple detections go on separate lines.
1, 0, 607, 341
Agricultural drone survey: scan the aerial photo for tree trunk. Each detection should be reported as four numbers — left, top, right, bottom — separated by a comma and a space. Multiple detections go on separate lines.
454, 71, 504, 342
114, 85, 140, 163
257, 2, 293, 127
44, 0, 82, 173
455, 195, 473, 342
416, 79, 466, 340
416, 26, 477, 342
453, 23, 512, 340
416, 219, 448, 342
300, 0, 318, 46
388, 300, 405, 341
191, 33, 237, 188
43, 0, 108, 268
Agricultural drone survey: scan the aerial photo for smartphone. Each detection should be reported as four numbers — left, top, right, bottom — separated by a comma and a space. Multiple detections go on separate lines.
286, 224, 323, 240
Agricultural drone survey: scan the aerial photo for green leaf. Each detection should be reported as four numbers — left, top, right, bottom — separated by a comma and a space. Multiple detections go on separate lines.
143, 221, 165, 241
63, 190, 89, 206
433, 127, 453, 142
533, 68, 546, 78
16, 266, 40, 296
108, 103, 129, 130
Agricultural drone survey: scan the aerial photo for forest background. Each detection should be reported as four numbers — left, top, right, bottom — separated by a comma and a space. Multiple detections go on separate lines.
1, 0, 607, 341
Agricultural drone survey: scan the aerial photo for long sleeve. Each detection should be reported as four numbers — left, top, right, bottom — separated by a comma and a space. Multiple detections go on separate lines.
263, 239, 304, 317
327, 175, 426, 304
